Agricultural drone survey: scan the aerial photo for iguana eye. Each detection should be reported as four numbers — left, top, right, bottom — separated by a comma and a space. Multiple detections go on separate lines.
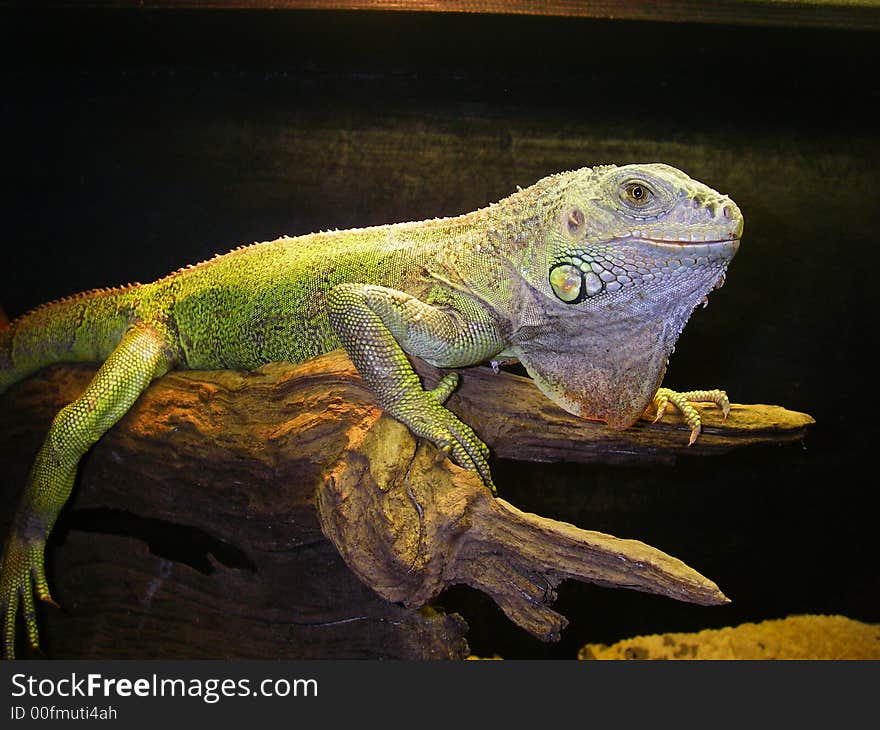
622, 181, 654, 207
549, 263, 585, 303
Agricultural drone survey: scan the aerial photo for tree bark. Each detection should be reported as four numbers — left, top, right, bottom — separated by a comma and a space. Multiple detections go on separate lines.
0, 351, 814, 659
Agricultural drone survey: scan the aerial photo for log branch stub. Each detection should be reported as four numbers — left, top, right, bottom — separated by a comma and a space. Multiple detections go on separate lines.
317, 411, 730, 642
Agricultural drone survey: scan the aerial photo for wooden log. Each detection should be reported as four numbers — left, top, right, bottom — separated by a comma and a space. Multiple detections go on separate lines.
0, 350, 813, 658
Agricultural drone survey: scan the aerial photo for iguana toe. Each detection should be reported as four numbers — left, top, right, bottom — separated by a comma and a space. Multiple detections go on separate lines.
0, 533, 58, 659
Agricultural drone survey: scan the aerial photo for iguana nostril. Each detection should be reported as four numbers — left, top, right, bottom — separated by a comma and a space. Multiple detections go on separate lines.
722, 205, 732, 219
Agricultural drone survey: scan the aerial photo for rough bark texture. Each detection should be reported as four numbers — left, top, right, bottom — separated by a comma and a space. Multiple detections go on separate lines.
0, 350, 814, 659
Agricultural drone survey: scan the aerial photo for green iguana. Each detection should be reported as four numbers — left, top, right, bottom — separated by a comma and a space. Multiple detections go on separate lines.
0, 163, 742, 659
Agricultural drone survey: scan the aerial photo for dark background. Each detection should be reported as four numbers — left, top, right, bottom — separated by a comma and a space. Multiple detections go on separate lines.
1, 7, 877, 658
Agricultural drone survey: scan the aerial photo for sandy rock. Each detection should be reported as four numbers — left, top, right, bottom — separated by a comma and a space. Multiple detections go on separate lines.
578, 615, 880, 660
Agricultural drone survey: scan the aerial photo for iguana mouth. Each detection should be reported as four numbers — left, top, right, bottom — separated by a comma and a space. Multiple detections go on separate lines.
634, 236, 741, 258
636, 235, 741, 247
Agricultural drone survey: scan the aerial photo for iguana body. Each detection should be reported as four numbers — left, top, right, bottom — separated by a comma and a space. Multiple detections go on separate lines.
0, 163, 743, 658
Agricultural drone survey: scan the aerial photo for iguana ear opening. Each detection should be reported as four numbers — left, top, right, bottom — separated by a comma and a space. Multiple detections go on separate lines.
565, 206, 585, 237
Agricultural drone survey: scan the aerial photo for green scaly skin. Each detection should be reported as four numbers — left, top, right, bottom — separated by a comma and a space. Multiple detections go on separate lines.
0, 163, 744, 658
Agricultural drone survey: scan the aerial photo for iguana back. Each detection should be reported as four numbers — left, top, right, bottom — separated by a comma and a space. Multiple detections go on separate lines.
1, 215, 481, 385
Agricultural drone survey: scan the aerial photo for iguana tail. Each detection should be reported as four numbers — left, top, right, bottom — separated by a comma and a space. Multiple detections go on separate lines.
0, 285, 139, 394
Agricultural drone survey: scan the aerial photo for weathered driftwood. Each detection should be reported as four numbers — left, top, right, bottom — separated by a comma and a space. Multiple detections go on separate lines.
0, 350, 814, 659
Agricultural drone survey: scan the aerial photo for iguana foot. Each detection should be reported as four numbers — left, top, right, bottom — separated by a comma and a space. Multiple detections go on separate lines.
0, 532, 58, 660
652, 387, 730, 446
393, 375, 497, 495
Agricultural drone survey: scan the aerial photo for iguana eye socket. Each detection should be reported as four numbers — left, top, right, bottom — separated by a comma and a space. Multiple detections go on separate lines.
622, 181, 654, 207
549, 263, 584, 303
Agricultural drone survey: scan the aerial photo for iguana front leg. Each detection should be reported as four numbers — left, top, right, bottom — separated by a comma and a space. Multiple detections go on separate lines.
0, 323, 173, 659
651, 387, 731, 445
326, 283, 505, 492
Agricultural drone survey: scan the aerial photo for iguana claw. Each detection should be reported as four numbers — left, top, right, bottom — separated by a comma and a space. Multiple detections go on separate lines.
652, 387, 730, 446
430, 418, 496, 494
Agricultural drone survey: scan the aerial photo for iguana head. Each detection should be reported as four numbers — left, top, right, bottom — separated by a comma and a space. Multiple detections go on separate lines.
509, 163, 743, 429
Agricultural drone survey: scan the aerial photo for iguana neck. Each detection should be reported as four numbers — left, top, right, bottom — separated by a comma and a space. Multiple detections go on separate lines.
429, 174, 570, 300
507, 257, 730, 429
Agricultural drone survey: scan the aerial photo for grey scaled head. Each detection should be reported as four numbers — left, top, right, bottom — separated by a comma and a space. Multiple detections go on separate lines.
509, 163, 744, 430
546, 163, 743, 308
